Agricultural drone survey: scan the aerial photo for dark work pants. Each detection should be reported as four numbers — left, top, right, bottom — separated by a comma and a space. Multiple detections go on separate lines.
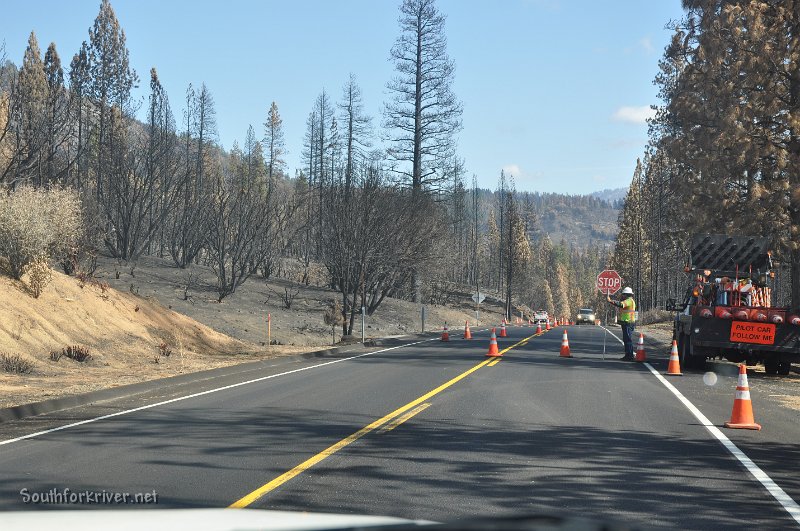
621, 322, 635, 358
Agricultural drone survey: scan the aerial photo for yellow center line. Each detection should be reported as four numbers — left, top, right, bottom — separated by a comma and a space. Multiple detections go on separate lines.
487, 358, 502, 367
498, 332, 538, 355
229, 357, 492, 508
229, 331, 539, 509
379, 403, 431, 433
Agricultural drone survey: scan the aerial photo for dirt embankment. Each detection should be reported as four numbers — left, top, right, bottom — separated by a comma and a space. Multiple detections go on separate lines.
0, 270, 313, 409
0, 256, 509, 409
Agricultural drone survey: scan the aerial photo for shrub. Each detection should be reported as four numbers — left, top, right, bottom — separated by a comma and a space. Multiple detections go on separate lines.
324, 299, 345, 344
0, 352, 34, 374
49, 349, 62, 362
24, 256, 52, 298
58, 345, 92, 363
638, 309, 674, 326
0, 186, 83, 281
95, 280, 110, 298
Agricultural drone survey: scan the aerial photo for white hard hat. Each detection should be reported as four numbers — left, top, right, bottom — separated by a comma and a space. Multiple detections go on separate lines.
621, 287, 634, 295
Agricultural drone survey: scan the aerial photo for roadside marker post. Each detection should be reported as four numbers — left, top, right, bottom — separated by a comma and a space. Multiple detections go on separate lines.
267, 313, 271, 347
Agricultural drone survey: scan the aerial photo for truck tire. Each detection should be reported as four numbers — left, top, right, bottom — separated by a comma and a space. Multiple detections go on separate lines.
764, 359, 779, 375
679, 335, 705, 370
778, 361, 791, 376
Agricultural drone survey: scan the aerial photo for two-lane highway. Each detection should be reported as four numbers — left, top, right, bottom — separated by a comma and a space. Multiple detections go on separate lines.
1, 324, 799, 529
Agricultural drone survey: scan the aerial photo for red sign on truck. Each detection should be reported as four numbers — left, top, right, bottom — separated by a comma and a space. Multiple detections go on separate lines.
597, 270, 622, 295
729, 321, 776, 345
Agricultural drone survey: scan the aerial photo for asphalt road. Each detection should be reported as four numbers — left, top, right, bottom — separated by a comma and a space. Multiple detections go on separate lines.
1, 324, 800, 529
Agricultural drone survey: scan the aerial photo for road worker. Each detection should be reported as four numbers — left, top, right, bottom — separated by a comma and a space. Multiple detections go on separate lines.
607, 286, 636, 361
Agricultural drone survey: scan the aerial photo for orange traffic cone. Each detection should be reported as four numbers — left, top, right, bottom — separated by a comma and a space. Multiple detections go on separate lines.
499, 323, 507, 337
724, 364, 761, 430
666, 340, 682, 375
635, 333, 646, 362
463, 321, 472, 340
441, 323, 449, 342
545, 320, 551, 331
535, 323, 542, 334
486, 328, 500, 357
559, 329, 572, 358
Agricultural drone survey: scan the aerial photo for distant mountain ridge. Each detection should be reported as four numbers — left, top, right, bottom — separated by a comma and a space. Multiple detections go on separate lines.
590, 187, 628, 204
531, 191, 620, 249
475, 187, 622, 249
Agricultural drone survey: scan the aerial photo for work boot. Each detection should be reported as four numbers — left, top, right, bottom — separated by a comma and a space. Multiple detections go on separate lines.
619, 356, 634, 361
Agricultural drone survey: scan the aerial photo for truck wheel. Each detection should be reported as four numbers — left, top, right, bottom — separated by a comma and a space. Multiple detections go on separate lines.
778, 361, 791, 376
680, 336, 705, 371
764, 359, 779, 375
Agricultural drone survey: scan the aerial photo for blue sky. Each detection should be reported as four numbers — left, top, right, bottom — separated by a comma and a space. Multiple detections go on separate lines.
1, 0, 684, 194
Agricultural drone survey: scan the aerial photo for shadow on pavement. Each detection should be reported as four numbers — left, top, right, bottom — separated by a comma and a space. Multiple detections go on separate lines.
1, 402, 797, 530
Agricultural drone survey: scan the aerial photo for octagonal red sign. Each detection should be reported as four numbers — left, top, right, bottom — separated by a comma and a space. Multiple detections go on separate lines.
597, 270, 622, 295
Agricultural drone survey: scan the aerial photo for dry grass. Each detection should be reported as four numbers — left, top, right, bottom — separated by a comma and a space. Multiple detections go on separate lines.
0, 269, 316, 408
97, 255, 509, 348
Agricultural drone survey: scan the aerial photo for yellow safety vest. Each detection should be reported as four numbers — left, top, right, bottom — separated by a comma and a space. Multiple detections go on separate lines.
619, 297, 636, 323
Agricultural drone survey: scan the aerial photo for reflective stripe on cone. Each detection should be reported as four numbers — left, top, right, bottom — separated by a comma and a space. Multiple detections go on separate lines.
559, 329, 572, 358
486, 328, 500, 357
666, 340, 682, 376
635, 333, 646, 362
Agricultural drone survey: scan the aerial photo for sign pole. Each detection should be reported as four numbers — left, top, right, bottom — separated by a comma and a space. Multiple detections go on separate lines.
471, 291, 485, 326
602, 297, 607, 361
597, 270, 623, 362
267, 313, 271, 348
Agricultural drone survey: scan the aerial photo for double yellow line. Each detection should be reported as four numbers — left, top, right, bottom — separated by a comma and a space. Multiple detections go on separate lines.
229, 330, 539, 508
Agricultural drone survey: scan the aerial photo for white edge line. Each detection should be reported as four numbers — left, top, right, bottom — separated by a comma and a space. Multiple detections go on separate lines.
601, 326, 800, 524
0, 335, 448, 447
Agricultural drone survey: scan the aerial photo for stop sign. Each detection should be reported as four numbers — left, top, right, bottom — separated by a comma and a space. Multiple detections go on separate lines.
597, 270, 622, 295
